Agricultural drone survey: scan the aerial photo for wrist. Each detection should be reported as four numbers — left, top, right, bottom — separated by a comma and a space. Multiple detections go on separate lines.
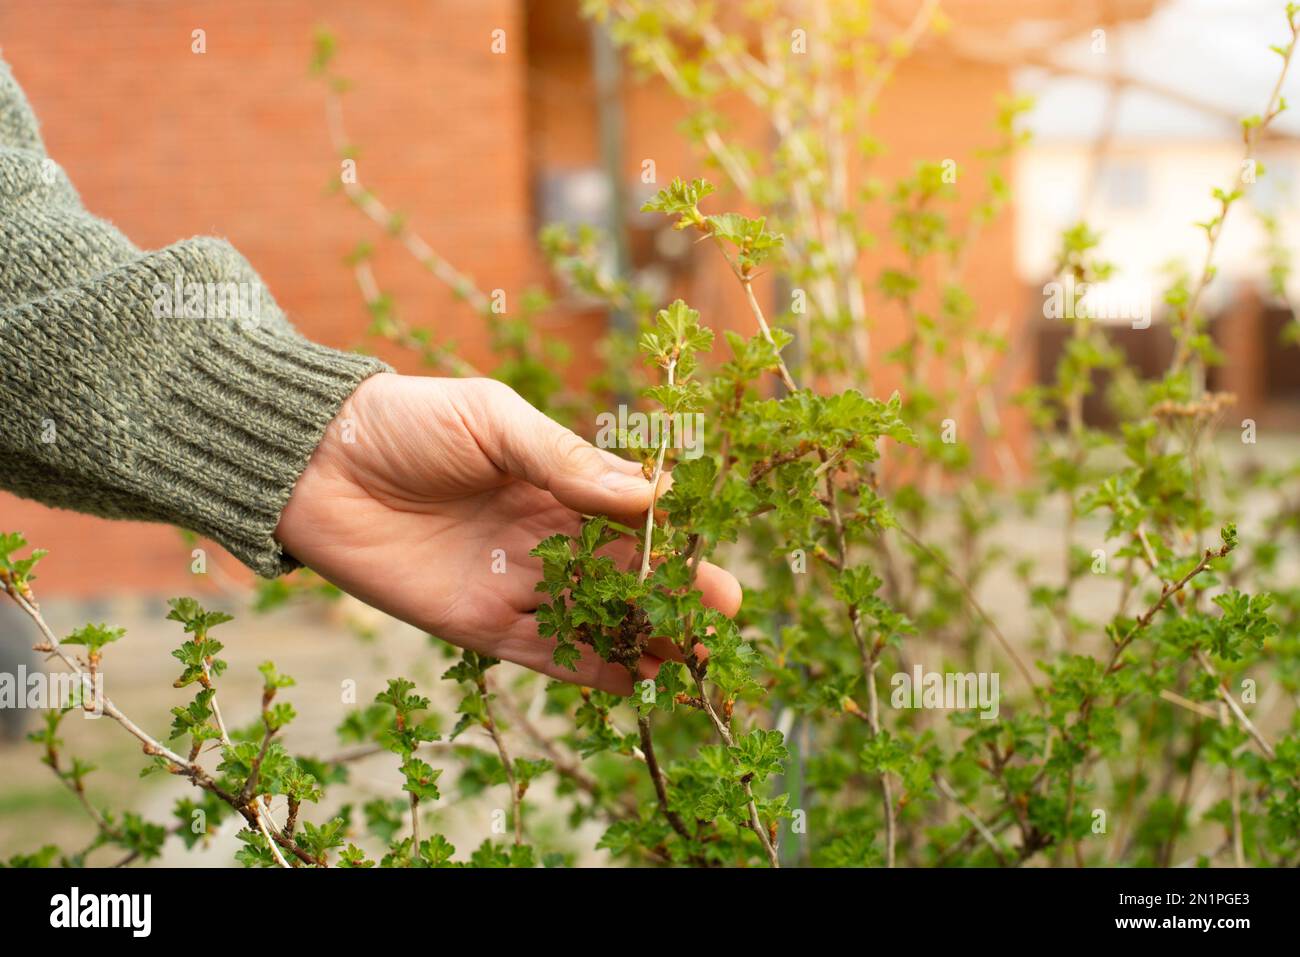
275, 371, 394, 558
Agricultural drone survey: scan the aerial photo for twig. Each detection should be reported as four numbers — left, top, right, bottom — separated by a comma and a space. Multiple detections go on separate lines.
740, 275, 798, 393
636, 712, 697, 851
1104, 542, 1232, 678
5, 586, 315, 867
409, 791, 421, 852
933, 773, 1007, 866
478, 672, 523, 846
199, 654, 290, 868
323, 86, 492, 315
351, 259, 483, 377
1159, 688, 1219, 720
823, 457, 896, 867
687, 668, 781, 867
893, 522, 1040, 696
1195, 650, 1275, 760
640, 354, 677, 583
1169, 12, 1299, 378
491, 693, 639, 819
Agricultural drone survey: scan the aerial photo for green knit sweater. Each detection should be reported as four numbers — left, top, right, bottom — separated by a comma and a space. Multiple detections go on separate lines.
0, 57, 389, 577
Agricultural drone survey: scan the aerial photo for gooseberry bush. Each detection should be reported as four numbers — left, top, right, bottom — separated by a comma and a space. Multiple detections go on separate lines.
5, 1, 1300, 868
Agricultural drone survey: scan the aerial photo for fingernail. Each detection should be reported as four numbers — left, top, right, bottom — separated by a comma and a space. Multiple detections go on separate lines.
601, 469, 651, 492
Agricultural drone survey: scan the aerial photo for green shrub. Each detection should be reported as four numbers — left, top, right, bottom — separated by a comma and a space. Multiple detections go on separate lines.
4, 2, 1300, 868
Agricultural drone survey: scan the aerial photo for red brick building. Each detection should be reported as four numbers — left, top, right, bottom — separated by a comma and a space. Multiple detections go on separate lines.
0, 0, 1147, 594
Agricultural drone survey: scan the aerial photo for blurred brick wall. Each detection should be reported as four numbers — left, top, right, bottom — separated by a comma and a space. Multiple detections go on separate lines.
1, 0, 1028, 596
0, 0, 539, 595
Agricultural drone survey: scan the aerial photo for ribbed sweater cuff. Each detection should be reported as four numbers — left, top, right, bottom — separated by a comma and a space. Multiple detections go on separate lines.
155, 329, 390, 578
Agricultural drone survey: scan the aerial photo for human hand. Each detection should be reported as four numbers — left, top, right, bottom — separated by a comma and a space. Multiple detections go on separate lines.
275, 373, 741, 694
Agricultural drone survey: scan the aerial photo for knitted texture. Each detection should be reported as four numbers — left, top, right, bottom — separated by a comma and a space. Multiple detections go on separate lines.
0, 56, 390, 577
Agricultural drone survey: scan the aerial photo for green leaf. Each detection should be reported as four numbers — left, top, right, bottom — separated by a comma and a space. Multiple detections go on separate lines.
63, 623, 124, 654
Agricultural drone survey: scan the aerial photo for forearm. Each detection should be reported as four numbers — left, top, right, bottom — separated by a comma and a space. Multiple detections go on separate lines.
0, 57, 388, 576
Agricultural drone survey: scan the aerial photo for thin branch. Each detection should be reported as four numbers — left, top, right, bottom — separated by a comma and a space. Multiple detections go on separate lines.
492, 693, 640, 820
1170, 14, 1299, 378
893, 523, 1040, 696
199, 654, 290, 868
640, 354, 678, 583
933, 773, 1007, 866
740, 275, 798, 393
1195, 650, 1275, 760
687, 668, 780, 867
323, 85, 492, 315
636, 712, 696, 848
1159, 688, 1219, 720
4, 583, 316, 867
478, 673, 524, 846
824, 457, 896, 868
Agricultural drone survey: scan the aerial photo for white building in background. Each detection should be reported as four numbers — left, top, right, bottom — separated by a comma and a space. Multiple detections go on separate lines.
1016, 142, 1300, 312
998, 0, 1300, 422
1012, 0, 1300, 311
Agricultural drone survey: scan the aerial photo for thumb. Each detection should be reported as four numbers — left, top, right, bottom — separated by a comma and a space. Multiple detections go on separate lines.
472, 379, 658, 518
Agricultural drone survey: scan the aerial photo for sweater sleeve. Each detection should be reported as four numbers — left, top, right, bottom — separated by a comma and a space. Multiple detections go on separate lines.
0, 57, 390, 577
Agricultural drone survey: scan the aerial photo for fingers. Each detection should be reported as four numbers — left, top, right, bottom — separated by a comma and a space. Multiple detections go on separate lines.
595, 534, 740, 664
494, 616, 666, 695
489, 556, 742, 693
494, 565, 739, 693
457, 383, 745, 691
695, 560, 743, 617
465, 379, 659, 523
640, 561, 739, 660
492, 484, 743, 624
600, 535, 742, 618
645, 635, 685, 662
